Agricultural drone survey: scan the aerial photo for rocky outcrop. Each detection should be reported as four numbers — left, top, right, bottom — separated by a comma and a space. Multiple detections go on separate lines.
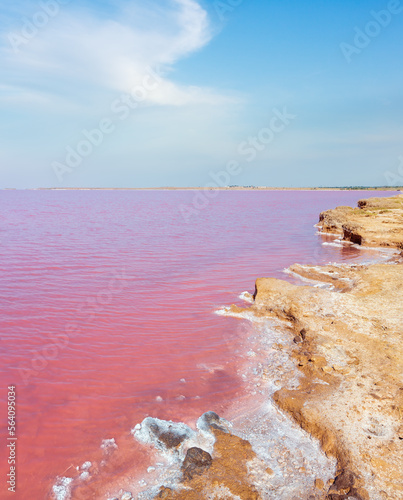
134, 413, 265, 500
318, 194, 403, 248
133, 416, 197, 451
246, 261, 403, 499
169, 427, 262, 500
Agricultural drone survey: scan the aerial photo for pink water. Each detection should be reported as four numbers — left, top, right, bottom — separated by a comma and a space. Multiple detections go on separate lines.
0, 189, 398, 499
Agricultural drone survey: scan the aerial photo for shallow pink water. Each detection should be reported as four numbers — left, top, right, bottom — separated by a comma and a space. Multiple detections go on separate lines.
0, 190, 398, 499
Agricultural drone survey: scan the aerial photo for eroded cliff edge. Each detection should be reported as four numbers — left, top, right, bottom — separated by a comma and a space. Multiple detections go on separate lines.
318, 193, 403, 248
250, 262, 403, 499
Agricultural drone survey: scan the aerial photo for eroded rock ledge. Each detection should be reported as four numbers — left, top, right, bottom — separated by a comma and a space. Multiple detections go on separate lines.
318, 193, 403, 248
249, 262, 403, 499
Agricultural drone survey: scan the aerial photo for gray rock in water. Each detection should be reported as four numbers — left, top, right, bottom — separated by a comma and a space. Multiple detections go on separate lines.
133, 417, 196, 451
197, 411, 228, 433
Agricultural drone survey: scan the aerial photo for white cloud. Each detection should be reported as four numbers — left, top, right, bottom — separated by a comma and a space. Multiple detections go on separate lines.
0, 0, 228, 108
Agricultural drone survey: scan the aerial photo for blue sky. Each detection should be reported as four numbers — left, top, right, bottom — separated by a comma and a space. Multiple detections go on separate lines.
1, 0, 402, 188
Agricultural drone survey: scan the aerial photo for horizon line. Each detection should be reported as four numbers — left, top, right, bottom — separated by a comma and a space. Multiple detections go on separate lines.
2, 186, 402, 191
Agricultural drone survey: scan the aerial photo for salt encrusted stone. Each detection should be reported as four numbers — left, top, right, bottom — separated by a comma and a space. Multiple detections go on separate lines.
132, 416, 196, 451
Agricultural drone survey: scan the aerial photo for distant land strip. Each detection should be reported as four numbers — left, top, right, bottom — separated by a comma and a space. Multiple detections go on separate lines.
4, 186, 403, 191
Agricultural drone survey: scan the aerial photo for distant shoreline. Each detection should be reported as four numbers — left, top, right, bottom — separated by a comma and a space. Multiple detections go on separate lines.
4, 187, 402, 191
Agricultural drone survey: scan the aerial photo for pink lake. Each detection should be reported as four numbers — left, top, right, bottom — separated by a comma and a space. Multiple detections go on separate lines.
0, 190, 398, 499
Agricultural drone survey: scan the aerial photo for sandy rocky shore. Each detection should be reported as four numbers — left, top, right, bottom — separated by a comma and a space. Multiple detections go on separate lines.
118, 195, 403, 500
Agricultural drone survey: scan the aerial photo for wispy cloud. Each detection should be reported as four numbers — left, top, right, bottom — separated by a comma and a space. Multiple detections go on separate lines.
0, 0, 227, 108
